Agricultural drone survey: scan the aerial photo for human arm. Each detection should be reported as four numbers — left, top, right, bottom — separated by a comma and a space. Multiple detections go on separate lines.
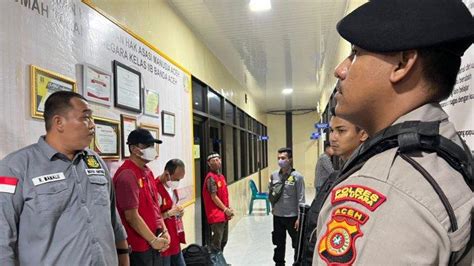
207, 177, 233, 217
124, 209, 169, 250
116, 239, 130, 266
0, 158, 22, 266
295, 174, 305, 229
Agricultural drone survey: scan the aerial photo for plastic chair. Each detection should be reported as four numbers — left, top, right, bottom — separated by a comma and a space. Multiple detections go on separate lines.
249, 179, 270, 215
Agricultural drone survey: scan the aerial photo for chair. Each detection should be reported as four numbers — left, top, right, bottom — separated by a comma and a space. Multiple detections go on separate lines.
249, 179, 270, 215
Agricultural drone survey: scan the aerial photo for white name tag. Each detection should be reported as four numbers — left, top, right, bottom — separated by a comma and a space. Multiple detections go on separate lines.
32, 172, 66, 186
85, 169, 105, 176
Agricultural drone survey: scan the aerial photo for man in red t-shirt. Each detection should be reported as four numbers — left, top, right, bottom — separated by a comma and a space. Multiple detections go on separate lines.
156, 159, 186, 266
202, 152, 234, 254
114, 128, 170, 266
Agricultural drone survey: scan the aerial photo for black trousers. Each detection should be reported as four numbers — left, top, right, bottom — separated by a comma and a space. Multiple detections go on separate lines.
130, 248, 162, 266
209, 221, 229, 253
272, 215, 298, 266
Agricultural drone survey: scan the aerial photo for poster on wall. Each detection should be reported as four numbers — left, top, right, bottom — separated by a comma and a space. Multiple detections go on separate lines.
83, 64, 113, 106
440, 0, 474, 153
144, 88, 160, 117
92, 117, 120, 160
121, 114, 137, 158
30, 65, 77, 119
114, 60, 142, 113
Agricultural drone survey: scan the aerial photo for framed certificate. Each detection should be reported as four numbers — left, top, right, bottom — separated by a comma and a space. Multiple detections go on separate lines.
83, 63, 112, 106
92, 117, 120, 160
162, 111, 176, 136
121, 114, 137, 158
113, 60, 142, 113
30, 65, 77, 119
140, 123, 160, 156
144, 88, 160, 117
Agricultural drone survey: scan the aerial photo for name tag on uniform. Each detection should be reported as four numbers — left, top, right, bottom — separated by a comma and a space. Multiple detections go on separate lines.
84, 155, 105, 176
85, 169, 106, 176
32, 172, 66, 186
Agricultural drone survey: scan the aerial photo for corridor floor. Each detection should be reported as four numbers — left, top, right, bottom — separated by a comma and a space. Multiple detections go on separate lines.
224, 188, 315, 266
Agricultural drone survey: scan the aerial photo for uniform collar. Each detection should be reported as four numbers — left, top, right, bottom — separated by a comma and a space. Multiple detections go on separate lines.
392, 103, 448, 125
37, 136, 87, 162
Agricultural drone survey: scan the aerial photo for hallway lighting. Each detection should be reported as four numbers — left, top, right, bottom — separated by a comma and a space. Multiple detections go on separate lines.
249, 0, 271, 12
282, 88, 293, 95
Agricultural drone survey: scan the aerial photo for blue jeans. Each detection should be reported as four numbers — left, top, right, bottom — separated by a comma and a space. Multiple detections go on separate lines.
161, 251, 186, 266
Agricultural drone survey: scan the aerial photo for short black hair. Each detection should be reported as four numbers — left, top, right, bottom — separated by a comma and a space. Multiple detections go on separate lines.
165, 159, 185, 175
418, 46, 462, 101
43, 91, 87, 131
277, 147, 293, 159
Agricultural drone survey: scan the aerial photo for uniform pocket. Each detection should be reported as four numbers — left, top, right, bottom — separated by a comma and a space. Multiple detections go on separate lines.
88, 175, 109, 206
35, 181, 69, 214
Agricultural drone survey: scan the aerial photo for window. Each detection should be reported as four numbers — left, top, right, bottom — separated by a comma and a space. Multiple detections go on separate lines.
234, 129, 242, 181
224, 125, 234, 184
208, 90, 222, 119
240, 129, 248, 177
225, 101, 234, 124
192, 79, 205, 112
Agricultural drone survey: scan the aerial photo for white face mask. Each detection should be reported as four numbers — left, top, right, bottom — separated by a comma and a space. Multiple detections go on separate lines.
166, 180, 180, 189
139, 147, 157, 161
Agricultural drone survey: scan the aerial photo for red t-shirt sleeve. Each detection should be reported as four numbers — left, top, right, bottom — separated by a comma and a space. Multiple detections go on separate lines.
114, 169, 140, 210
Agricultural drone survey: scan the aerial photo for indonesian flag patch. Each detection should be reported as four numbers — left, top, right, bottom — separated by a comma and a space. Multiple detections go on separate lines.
0, 176, 19, 194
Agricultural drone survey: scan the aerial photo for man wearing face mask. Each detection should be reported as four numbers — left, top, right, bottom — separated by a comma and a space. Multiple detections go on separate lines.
269, 147, 305, 266
155, 159, 186, 266
114, 128, 170, 266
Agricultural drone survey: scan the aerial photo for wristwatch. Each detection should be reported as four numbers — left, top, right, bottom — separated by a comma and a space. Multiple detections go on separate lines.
117, 245, 132, 255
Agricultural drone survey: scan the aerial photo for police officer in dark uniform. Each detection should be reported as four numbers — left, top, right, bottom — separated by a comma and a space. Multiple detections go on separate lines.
313, 0, 473, 265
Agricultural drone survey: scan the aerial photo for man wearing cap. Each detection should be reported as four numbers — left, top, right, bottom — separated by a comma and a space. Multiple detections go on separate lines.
202, 152, 234, 255
114, 128, 170, 266
314, 0, 473, 265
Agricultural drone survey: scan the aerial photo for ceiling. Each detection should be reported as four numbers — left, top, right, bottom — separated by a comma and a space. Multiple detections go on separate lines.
167, 0, 351, 113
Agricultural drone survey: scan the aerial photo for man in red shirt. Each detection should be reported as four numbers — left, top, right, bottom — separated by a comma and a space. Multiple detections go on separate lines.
202, 152, 234, 255
114, 128, 170, 266
155, 159, 186, 266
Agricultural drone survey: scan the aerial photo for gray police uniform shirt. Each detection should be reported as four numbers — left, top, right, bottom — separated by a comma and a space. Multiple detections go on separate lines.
313, 103, 473, 265
314, 153, 334, 194
270, 169, 305, 217
0, 137, 127, 266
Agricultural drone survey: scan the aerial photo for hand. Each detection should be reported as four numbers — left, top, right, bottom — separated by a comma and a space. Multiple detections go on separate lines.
168, 206, 184, 217
150, 236, 170, 251
224, 208, 234, 217
294, 219, 299, 231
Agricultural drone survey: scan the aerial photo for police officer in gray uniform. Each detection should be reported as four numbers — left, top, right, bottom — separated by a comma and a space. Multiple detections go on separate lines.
270, 147, 305, 266
313, 0, 473, 265
0, 91, 129, 265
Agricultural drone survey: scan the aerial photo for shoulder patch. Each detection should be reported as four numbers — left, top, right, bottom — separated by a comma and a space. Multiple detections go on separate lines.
84, 155, 101, 169
332, 206, 369, 225
331, 185, 386, 211
318, 216, 363, 265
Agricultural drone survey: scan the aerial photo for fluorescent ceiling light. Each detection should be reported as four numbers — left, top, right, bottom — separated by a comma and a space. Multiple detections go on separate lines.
282, 88, 293, 95
249, 0, 271, 12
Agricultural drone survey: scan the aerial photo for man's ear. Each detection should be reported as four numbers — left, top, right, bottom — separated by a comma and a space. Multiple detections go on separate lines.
390, 50, 418, 83
359, 130, 369, 142
52, 115, 65, 132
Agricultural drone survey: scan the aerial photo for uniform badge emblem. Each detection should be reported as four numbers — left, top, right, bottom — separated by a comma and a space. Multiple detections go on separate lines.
85, 155, 101, 169
331, 185, 386, 211
318, 216, 363, 265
